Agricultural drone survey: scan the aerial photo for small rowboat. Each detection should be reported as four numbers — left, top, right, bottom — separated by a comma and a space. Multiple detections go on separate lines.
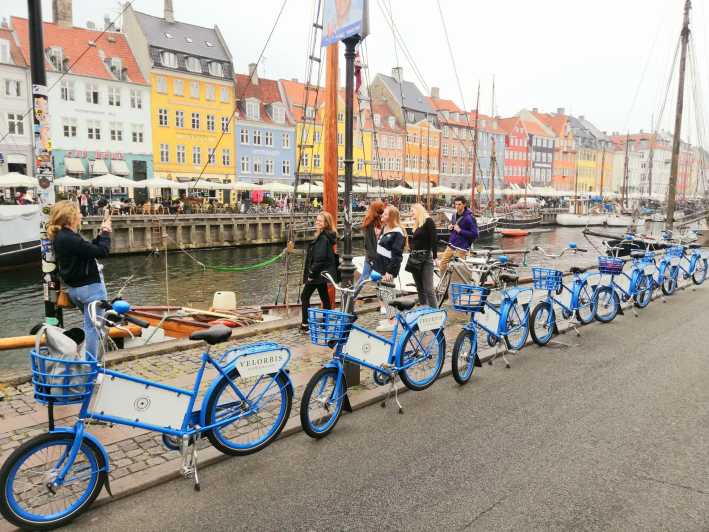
500, 228, 529, 238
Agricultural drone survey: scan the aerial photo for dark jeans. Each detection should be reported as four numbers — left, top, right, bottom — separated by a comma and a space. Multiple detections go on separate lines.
301, 282, 332, 325
412, 256, 437, 307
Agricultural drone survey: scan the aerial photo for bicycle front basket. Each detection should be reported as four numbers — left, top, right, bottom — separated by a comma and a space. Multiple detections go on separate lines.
532, 267, 563, 291
666, 246, 684, 258
307, 308, 354, 346
30, 349, 98, 405
598, 256, 624, 275
450, 283, 489, 313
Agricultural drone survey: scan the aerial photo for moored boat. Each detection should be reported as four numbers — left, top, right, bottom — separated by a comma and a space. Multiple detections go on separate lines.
0, 205, 41, 270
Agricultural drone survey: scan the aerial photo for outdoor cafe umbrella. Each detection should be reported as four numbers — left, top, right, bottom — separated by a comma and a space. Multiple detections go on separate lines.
262, 182, 294, 193
139, 178, 181, 189
88, 174, 137, 189
53, 176, 86, 187
0, 172, 39, 188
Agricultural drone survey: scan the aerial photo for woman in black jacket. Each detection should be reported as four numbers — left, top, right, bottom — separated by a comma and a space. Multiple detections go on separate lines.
372, 205, 406, 282
360, 200, 384, 279
301, 211, 338, 331
48, 200, 112, 357
407, 203, 438, 307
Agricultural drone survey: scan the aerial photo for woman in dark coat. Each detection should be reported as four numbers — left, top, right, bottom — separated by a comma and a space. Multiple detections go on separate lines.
373, 205, 406, 332
360, 200, 384, 279
301, 211, 338, 331
407, 203, 438, 307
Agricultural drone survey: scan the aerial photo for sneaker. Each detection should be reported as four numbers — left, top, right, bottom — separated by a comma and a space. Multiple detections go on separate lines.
375, 320, 395, 333
300, 323, 310, 333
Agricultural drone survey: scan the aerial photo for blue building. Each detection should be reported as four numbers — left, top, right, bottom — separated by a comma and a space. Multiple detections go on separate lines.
235, 65, 295, 184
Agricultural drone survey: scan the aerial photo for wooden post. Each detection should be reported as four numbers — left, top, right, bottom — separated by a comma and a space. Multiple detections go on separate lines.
323, 43, 339, 223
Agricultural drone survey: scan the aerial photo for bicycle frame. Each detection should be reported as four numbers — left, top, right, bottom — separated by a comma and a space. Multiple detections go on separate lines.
464, 289, 531, 342
542, 273, 596, 315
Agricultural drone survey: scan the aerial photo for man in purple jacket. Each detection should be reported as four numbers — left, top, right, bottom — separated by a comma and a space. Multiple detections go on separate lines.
439, 196, 479, 273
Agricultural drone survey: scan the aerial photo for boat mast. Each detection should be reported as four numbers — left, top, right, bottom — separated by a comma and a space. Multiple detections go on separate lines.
471, 82, 480, 210
647, 121, 655, 200
622, 132, 630, 208
490, 78, 496, 217
666, 0, 692, 231
599, 144, 606, 198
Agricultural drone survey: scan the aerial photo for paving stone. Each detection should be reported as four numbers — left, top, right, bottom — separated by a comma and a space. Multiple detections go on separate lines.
146, 456, 166, 467
114, 458, 132, 468
128, 461, 147, 473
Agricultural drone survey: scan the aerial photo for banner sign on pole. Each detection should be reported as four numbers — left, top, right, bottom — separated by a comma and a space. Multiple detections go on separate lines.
322, 0, 369, 46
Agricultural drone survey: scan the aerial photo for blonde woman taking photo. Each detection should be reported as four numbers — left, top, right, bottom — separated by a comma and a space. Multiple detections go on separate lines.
406, 203, 438, 307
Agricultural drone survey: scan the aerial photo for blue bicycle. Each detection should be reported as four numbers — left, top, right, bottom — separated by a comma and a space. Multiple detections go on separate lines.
300, 271, 446, 438
594, 236, 656, 323
529, 243, 599, 346
0, 301, 293, 529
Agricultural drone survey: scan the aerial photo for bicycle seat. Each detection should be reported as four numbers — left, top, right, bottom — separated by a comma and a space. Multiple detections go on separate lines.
569, 266, 583, 274
689, 244, 701, 249
630, 251, 645, 258
499, 273, 519, 284
190, 325, 232, 345
389, 299, 417, 312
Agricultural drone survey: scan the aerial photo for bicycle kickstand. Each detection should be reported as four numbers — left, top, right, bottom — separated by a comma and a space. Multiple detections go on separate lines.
180, 436, 201, 492
380, 372, 403, 414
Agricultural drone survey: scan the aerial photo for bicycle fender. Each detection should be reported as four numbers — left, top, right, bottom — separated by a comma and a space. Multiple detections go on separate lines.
50, 426, 112, 495
322, 360, 352, 412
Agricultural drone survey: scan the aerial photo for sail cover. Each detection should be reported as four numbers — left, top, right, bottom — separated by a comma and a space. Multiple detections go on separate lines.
0, 205, 40, 247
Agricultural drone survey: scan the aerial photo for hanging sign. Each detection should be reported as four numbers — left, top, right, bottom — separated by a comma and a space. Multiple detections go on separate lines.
322, 0, 369, 46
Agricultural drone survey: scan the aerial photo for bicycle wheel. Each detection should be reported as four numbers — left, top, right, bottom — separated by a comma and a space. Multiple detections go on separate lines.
503, 301, 529, 351
205, 370, 292, 456
594, 286, 619, 323
300, 367, 346, 439
0, 432, 106, 530
692, 258, 708, 285
434, 269, 452, 308
451, 329, 478, 385
661, 265, 677, 295
398, 326, 446, 391
530, 301, 555, 346
634, 274, 653, 308
575, 281, 596, 324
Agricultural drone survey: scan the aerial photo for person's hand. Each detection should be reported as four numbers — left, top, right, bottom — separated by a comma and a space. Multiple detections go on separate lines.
454, 224, 461, 233
383, 273, 393, 283
100, 219, 112, 233
448, 224, 455, 231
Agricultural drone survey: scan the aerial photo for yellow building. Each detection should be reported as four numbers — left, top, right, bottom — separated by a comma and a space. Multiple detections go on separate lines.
124, 4, 236, 200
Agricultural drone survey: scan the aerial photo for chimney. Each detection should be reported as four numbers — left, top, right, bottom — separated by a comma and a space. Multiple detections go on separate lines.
104, 14, 113, 31
248, 63, 259, 85
52, 0, 73, 28
164, 0, 175, 23
556, 107, 565, 115
391, 66, 403, 83
430, 86, 440, 99
579, 115, 585, 121
86, 21, 96, 30
532, 107, 538, 113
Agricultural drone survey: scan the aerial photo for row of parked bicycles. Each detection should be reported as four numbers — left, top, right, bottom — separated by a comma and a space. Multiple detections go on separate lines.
0, 231, 706, 529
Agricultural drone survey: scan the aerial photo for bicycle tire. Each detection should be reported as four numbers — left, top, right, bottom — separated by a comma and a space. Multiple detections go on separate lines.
530, 301, 555, 346
398, 325, 446, 391
661, 264, 677, 295
0, 432, 106, 530
434, 269, 452, 308
575, 281, 596, 324
594, 286, 619, 323
692, 258, 708, 285
205, 369, 292, 456
451, 329, 478, 385
633, 274, 653, 308
300, 367, 346, 439
503, 301, 529, 351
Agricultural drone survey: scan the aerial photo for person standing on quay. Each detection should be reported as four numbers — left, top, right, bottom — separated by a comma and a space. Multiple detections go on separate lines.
360, 199, 385, 279
407, 203, 438, 307
438, 195, 478, 272
301, 211, 338, 332
48, 200, 112, 357
373, 205, 406, 332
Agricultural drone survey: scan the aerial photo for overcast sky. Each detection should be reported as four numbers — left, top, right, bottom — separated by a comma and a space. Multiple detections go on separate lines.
3, 0, 709, 141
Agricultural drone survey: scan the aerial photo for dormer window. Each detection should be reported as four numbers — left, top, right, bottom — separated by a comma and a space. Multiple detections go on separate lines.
108, 57, 125, 80
205, 41, 214, 47
0, 39, 10, 63
305, 107, 315, 120
272, 104, 285, 124
47, 46, 63, 71
208, 62, 223, 77
185, 37, 193, 43
388, 116, 395, 129
164, 33, 174, 38
373, 113, 381, 127
161, 51, 177, 68
185, 57, 201, 73
246, 99, 259, 120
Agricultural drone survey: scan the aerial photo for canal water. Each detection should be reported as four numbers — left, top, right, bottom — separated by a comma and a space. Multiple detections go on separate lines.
0, 222, 692, 371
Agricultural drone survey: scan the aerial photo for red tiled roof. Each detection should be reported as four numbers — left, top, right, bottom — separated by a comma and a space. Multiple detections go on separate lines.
533, 112, 567, 137
369, 102, 403, 133
0, 27, 27, 67
519, 116, 551, 137
428, 96, 462, 113
235, 73, 291, 125
12, 17, 145, 84
498, 116, 522, 135
279, 78, 325, 122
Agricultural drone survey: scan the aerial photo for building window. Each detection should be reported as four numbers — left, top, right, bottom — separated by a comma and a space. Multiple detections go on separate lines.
208, 62, 224, 77
156, 76, 167, 94
206, 114, 215, 132
7, 113, 23, 135
130, 89, 142, 108
313, 154, 321, 168
388, 116, 395, 129
305, 107, 315, 120
240, 128, 249, 144
282, 159, 291, 176
265, 159, 274, 175
176, 144, 185, 164
85, 84, 100, 104
59, 80, 74, 101
161, 51, 177, 68
240, 157, 249, 173
222, 149, 231, 166
407, 111, 414, 122
47, 46, 63, 71
373, 114, 380, 127
108, 87, 121, 106
190, 81, 199, 98
314, 130, 321, 143
0, 39, 9, 63
205, 84, 215, 101
264, 131, 273, 146
337, 111, 344, 122
301, 153, 309, 168
3, 79, 21, 98
252, 130, 262, 145
185, 56, 201, 73
87, 120, 101, 140
282, 133, 290, 148
192, 146, 201, 165
173, 79, 183, 96
337, 132, 343, 145
131, 124, 144, 143
253, 158, 262, 173
338, 156, 344, 169
158, 108, 168, 127
62, 118, 77, 138
221, 116, 229, 133
175, 110, 184, 128
191, 112, 200, 129
246, 101, 259, 121
109, 122, 123, 141
357, 159, 364, 172
273, 105, 285, 124
160, 143, 169, 163
208, 148, 216, 165
220, 87, 229, 103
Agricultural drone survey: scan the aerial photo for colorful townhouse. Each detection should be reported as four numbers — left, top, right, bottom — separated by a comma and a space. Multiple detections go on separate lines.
576, 115, 613, 194
13, 5, 153, 183
517, 109, 555, 186
610, 135, 643, 196
234, 65, 295, 184
566, 115, 601, 193
533, 108, 576, 191
610, 132, 672, 198
0, 23, 33, 178
428, 91, 471, 191
499, 116, 528, 187
123, 1, 235, 200
368, 101, 404, 182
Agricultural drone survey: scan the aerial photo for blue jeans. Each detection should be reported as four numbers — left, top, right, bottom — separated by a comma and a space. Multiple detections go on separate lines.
66, 282, 107, 358
361, 260, 373, 280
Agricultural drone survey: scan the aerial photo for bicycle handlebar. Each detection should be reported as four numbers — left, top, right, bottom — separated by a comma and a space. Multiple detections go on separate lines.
533, 245, 587, 258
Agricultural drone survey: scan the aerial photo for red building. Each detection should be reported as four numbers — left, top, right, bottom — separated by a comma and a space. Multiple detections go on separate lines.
499, 116, 528, 186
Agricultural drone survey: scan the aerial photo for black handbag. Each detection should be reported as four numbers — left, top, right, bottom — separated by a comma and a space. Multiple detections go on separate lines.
405, 251, 428, 275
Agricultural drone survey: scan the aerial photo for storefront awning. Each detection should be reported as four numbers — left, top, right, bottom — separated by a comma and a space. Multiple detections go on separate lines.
64, 157, 85, 174
111, 160, 130, 176
90, 159, 109, 175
